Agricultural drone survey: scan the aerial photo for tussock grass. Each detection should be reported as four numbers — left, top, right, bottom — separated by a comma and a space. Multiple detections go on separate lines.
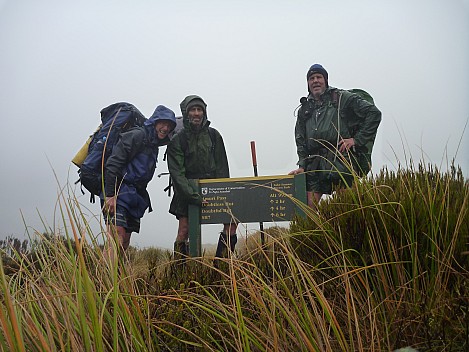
1, 162, 468, 351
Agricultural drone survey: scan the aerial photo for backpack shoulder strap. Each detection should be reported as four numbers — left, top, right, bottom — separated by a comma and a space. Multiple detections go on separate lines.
208, 127, 217, 155
178, 127, 217, 156
331, 89, 339, 106
178, 129, 189, 156
331, 88, 353, 107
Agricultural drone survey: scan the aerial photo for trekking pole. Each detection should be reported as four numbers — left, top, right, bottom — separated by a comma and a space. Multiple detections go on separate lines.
250, 141, 265, 246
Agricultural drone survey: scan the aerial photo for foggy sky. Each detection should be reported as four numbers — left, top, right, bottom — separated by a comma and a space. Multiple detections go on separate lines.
1, 0, 468, 249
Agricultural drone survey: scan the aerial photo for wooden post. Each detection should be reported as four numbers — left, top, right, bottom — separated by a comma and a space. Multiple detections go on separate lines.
250, 141, 265, 245
188, 179, 202, 256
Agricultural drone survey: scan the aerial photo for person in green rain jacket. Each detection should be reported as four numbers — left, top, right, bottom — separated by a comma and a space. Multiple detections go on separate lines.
167, 95, 237, 259
289, 64, 382, 206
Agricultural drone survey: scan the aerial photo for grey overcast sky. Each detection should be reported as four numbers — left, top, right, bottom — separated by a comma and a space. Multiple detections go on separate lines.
1, 0, 468, 249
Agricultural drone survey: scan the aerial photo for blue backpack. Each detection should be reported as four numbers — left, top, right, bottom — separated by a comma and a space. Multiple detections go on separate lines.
75, 102, 146, 201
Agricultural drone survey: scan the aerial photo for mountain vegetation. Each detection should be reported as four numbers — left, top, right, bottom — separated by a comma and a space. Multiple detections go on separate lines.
1, 162, 467, 351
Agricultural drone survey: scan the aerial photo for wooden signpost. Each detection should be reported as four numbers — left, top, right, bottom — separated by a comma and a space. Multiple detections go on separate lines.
187, 173, 307, 256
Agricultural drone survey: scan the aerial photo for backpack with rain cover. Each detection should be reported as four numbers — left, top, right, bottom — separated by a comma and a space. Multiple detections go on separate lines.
73, 102, 146, 202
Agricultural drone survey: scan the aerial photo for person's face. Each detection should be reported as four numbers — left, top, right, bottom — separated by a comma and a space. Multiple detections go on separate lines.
308, 73, 327, 99
154, 120, 173, 139
188, 106, 204, 127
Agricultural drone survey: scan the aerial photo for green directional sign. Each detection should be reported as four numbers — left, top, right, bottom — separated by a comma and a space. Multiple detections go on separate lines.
188, 173, 306, 256
199, 175, 299, 223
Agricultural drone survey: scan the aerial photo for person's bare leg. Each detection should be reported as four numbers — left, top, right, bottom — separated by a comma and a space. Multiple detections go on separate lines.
313, 192, 323, 203
223, 223, 237, 236
176, 217, 189, 242
120, 232, 131, 250
174, 217, 189, 259
306, 191, 323, 209
307, 191, 313, 207
105, 224, 127, 262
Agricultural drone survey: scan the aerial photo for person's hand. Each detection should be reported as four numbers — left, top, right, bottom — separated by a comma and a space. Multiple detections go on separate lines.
338, 138, 355, 153
289, 167, 304, 175
104, 196, 117, 214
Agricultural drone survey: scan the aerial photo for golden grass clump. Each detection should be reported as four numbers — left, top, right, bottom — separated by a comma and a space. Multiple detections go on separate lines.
0, 162, 467, 351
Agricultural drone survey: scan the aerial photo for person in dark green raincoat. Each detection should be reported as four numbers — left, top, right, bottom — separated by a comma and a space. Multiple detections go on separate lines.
167, 95, 237, 259
289, 64, 382, 206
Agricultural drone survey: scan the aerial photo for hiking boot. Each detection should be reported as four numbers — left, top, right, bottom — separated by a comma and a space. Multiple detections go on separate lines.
215, 232, 228, 258
229, 234, 237, 252
214, 232, 238, 258
173, 241, 189, 261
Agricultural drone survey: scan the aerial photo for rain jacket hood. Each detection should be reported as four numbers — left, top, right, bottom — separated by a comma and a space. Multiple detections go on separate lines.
144, 105, 176, 144
180, 95, 209, 130
167, 95, 229, 215
145, 105, 176, 127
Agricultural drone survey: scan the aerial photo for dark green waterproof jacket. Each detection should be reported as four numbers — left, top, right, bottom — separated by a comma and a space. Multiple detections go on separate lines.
294, 87, 381, 173
167, 95, 229, 207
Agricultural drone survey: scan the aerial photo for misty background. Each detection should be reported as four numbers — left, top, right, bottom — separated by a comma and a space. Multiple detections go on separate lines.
1, 0, 468, 249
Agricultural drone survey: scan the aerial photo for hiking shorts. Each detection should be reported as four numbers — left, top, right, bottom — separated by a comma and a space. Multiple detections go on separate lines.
169, 179, 201, 219
169, 192, 189, 219
306, 172, 329, 194
102, 204, 141, 233
305, 154, 354, 195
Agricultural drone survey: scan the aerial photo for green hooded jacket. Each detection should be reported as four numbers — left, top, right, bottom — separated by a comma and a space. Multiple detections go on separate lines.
294, 87, 381, 172
167, 95, 229, 211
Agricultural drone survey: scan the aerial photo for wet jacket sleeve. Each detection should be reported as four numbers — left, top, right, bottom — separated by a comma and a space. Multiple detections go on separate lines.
213, 130, 230, 178
294, 110, 308, 169
104, 129, 146, 197
342, 92, 382, 148
167, 135, 203, 206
